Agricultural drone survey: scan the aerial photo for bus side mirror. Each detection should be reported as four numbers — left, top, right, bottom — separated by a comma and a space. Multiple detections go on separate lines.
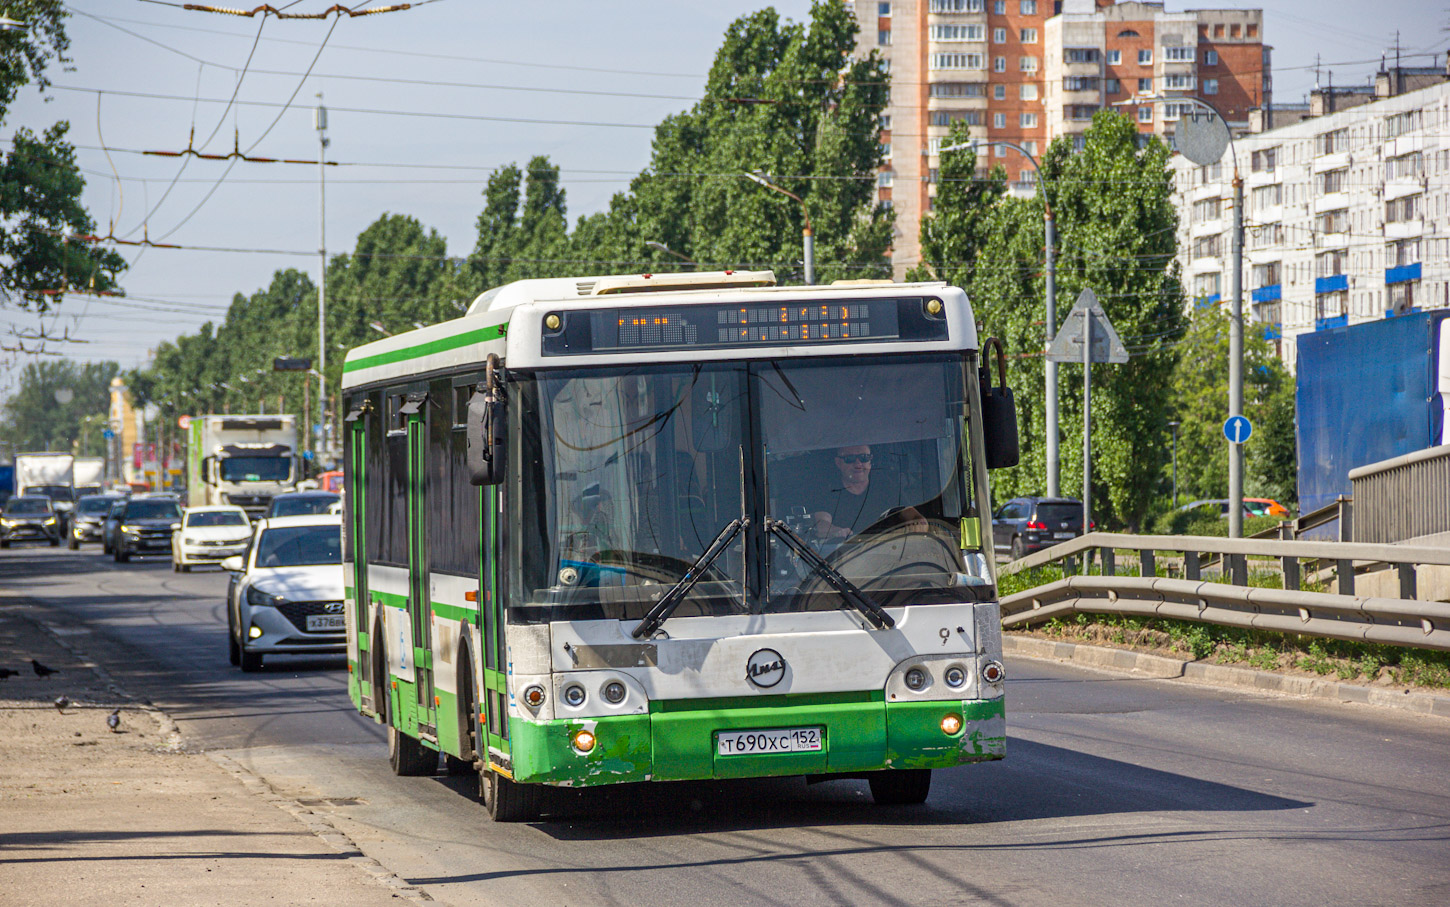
467, 389, 507, 486
980, 338, 1020, 470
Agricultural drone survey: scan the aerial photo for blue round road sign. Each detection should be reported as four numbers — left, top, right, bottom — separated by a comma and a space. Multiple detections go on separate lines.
1223, 415, 1253, 444
102, 428, 115, 440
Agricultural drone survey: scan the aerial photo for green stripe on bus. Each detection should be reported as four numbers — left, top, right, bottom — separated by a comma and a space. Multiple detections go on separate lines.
342, 324, 506, 374
649, 689, 883, 714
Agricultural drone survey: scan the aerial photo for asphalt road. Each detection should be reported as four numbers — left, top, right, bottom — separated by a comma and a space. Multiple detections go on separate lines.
5, 543, 1450, 906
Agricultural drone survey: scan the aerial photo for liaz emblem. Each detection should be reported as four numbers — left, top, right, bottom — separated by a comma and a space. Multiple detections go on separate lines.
745, 648, 786, 688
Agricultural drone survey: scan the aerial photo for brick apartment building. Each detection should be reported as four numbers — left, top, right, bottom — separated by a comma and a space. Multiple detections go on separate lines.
848, 0, 1268, 276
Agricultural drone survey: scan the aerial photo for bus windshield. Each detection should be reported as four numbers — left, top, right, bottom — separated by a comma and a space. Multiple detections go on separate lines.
220, 456, 292, 483
511, 353, 991, 624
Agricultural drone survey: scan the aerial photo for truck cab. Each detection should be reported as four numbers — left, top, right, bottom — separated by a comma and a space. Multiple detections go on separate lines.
190, 416, 300, 517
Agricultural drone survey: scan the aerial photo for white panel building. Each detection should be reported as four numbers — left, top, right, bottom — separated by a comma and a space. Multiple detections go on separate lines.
1173, 77, 1450, 371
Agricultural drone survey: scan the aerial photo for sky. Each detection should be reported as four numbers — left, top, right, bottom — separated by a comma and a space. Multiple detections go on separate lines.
1, 0, 1445, 388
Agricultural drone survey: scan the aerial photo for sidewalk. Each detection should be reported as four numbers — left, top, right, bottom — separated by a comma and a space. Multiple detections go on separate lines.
0, 600, 422, 906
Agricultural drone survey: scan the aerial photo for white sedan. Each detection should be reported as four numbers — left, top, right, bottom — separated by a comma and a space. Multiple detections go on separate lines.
172, 505, 252, 572
222, 514, 344, 672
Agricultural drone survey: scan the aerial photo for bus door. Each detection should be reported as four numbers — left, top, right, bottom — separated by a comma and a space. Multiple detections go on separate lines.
402, 392, 435, 735
480, 480, 509, 764
346, 397, 371, 708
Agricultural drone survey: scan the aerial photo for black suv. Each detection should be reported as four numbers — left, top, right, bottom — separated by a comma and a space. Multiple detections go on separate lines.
992, 496, 1086, 561
112, 498, 183, 563
0, 496, 60, 548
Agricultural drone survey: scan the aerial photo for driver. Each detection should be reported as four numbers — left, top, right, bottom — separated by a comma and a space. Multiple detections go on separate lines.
811, 445, 922, 541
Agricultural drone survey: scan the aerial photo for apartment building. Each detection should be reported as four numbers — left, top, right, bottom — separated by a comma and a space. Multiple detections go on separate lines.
850, 0, 1266, 276
1173, 73, 1450, 372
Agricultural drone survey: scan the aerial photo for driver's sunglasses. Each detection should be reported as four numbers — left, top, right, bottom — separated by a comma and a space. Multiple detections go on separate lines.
837, 453, 873, 465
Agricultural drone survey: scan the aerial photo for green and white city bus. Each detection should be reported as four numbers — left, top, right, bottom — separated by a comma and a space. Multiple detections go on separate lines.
341, 270, 1019, 821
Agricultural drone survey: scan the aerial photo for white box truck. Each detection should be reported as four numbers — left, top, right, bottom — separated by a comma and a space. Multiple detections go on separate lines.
72, 457, 106, 499
187, 415, 299, 516
15, 453, 76, 515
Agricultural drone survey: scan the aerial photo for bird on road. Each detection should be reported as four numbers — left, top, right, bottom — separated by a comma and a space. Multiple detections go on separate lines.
54, 695, 69, 712
107, 709, 121, 733
0, 667, 18, 680
30, 659, 59, 678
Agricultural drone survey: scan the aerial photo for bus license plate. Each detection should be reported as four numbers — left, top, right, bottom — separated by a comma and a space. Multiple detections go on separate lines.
717, 727, 822, 756
306, 615, 345, 632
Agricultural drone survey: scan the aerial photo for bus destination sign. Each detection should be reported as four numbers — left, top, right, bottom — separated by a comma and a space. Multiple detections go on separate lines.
541, 297, 948, 356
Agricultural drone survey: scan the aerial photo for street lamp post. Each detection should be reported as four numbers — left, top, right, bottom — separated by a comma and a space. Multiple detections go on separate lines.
1119, 93, 1244, 536
646, 240, 697, 268
743, 171, 813, 284
1168, 420, 1180, 508
939, 140, 1059, 497
315, 97, 329, 468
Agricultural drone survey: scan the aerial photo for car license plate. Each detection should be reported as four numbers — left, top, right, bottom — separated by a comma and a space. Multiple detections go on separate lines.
717, 727, 822, 756
306, 615, 345, 632
1055, 532, 1075, 539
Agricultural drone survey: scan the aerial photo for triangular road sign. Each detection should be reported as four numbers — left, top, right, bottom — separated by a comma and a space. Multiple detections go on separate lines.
1046, 288, 1130, 364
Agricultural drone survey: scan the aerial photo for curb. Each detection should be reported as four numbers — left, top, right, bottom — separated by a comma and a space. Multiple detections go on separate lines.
1003, 633, 1450, 719
209, 753, 433, 903
18, 607, 186, 750
5, 595, 433, 902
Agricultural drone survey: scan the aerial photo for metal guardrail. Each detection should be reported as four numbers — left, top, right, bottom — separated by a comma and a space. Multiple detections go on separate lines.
1350, 443, 1450, 544
1001, 575, 1450, 650
998, 532, 1450, 651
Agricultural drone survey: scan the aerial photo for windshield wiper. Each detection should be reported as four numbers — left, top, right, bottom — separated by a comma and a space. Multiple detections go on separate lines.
631, 517, 748, 639
766, 519, 895, 630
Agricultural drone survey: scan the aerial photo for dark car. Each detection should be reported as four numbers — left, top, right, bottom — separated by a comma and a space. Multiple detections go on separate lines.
101, 499, 126, 554
68, 494, 125, 549
111, 498, 183, 563
0, 496, 61, 547
992, 496, 1087, 561
263, 491, 340, 519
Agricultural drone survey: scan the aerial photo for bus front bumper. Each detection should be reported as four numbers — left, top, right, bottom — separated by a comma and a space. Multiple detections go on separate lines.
507, 697, 1005, 787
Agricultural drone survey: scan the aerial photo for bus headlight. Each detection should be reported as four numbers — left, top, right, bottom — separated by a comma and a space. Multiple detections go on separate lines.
904, 668, 927, 691
943, 665, 967, 689
562, 684, 587, 708
602, 681, 626, 704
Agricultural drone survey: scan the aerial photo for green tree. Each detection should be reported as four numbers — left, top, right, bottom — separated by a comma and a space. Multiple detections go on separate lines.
0, 358, 118, 455
1169, 302, 1296, 507
0, 3, 125, 312
576, 1, 891, 281
968, 112, 1186, 530
907, 121, 1007, 286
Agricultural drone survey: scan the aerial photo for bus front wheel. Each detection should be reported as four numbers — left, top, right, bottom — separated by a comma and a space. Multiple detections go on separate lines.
481, 766, 542, 823
868, 769, 932, 805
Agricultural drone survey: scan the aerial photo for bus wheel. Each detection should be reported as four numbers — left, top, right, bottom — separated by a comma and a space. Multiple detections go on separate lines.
868, 769, 931, 805
482, 766, 542, 823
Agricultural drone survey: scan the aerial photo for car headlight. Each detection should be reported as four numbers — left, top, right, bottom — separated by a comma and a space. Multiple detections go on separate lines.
122, 525, 141, 534
246, 586, 287, 608
183, 536, 198, 545
44, 517, 57, 525
0, 518, 14, 528
169, 523, 180, 530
